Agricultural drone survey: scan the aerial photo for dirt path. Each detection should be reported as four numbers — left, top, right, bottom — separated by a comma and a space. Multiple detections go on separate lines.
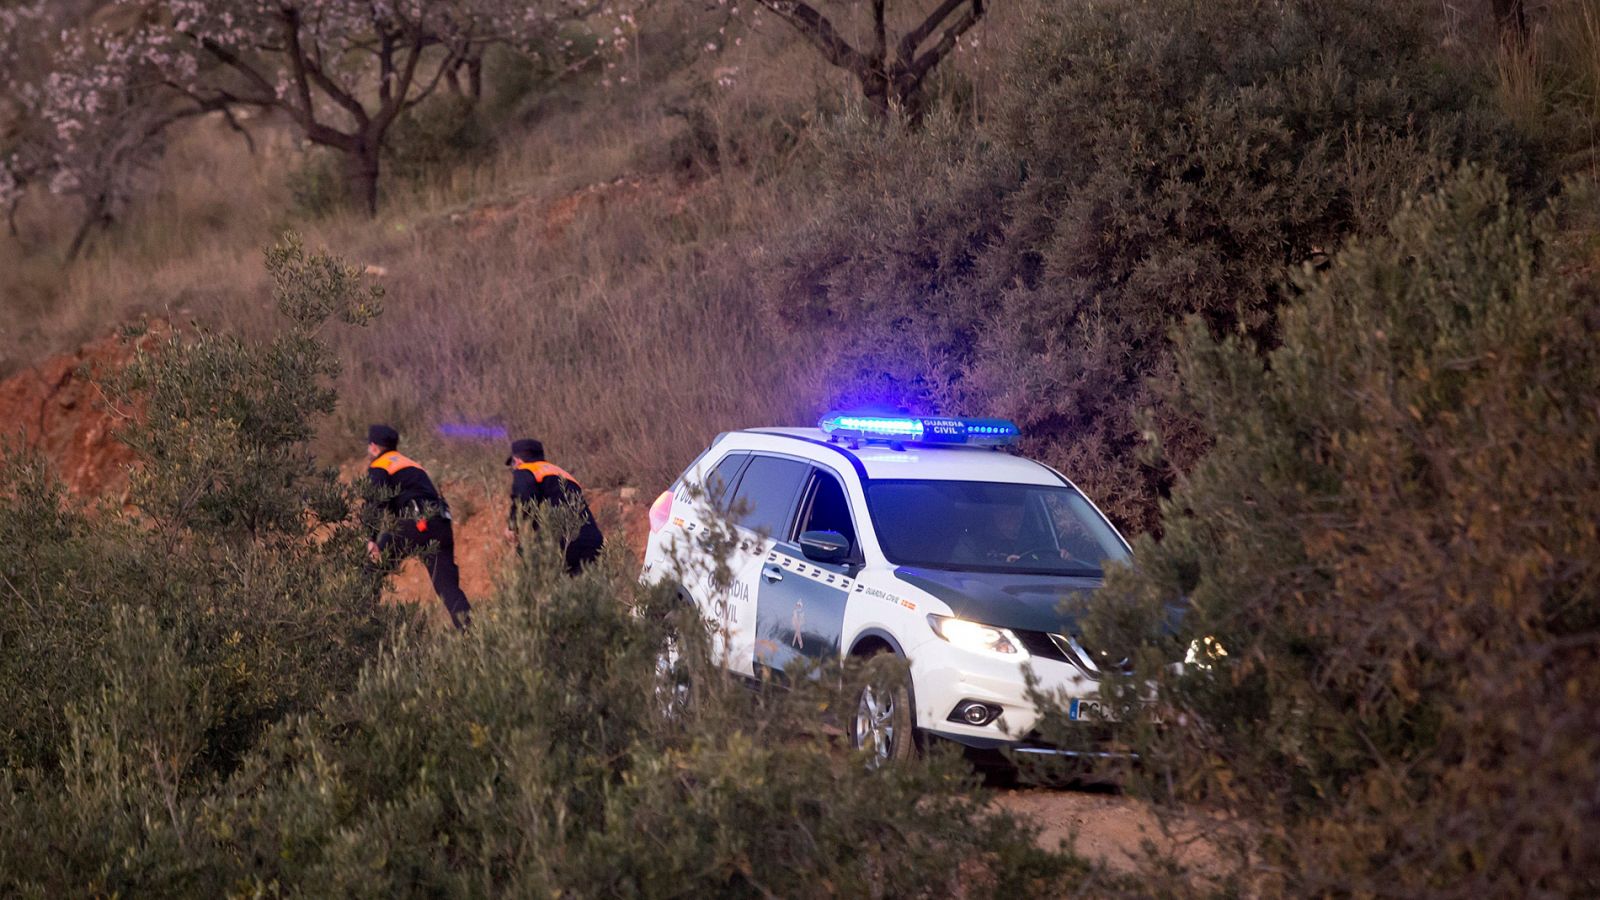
991, 785, 1221, 876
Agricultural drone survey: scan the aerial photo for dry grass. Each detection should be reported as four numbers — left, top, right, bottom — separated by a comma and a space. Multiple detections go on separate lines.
1, 7, 861, 492
1492, 27, 1546, 133
1482, 0, 1600, 170
1549, 0, 1600, 133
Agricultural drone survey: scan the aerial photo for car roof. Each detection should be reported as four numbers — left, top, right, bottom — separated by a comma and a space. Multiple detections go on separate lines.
735, 427, 1064, 486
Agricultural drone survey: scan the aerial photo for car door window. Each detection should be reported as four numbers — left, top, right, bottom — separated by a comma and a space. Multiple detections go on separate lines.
726, 455, 809, 538
797, 469, 858, 559
703, 452, 749, 510
1041, 491, 1128, 567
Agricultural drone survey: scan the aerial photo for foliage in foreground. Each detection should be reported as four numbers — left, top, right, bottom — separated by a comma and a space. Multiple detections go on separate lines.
0, 234, 402, 780
0, 508, 1083, 896
1058, 169, 1600, 895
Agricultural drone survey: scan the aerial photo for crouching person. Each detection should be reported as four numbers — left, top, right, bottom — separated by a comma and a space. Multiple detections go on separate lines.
364, 424, 472, 630
504, 438, 604, 574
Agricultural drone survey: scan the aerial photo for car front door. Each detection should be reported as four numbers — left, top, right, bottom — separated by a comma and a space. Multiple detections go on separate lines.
754, 466, 861, 673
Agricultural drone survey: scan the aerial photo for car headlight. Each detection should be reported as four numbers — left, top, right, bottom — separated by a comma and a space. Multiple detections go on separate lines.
927, 614, 1029, 660
1184, 635, 1228, 669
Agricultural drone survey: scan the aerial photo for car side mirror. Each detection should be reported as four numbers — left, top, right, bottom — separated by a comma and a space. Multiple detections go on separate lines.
798, 530, 850, 564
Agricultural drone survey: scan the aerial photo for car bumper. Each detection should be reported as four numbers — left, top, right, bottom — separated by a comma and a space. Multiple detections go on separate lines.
909, 648, 1099, 745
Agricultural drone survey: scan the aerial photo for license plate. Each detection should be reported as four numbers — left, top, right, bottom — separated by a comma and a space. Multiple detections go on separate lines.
1067, 698, 1109, 721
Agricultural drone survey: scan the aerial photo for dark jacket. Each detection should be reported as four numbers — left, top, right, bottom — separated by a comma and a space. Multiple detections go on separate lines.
509, 460, 603, 548
367, 451, 449, 537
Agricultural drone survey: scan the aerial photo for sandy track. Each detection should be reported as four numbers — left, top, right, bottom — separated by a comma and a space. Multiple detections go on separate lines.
991, 785, 1221, 876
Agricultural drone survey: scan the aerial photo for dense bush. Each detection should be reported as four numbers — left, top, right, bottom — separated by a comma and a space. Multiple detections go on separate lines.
0, 483, 1082, 896
0, 235, 413, 891
177, 550, 1076, 896
0, 235, 403, 780
1058, 169, 1600, 895
768, 0, 1544, 532
385, 93, 496, 185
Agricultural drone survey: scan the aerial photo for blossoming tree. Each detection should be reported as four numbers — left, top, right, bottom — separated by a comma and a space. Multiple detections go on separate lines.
13, 0, 632, 232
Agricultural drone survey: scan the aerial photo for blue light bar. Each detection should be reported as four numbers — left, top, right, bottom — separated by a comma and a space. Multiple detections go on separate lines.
818, 411, 1020, 447
437, 423, 508, 440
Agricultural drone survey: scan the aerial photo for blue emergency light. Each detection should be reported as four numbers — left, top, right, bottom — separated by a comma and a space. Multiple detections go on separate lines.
819, 412, 1020, 447
437, 423, 508, 440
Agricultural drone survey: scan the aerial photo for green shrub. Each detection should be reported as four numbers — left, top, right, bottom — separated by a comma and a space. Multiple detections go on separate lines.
1, 502, 1084, 895
191, 551, 1080, 897
0, 234, 407, 784
767, 0, 1543, 533
1056, 169, 1600, 895
286, 148, 353, 219
0, 454, 159, 774
385, 93, 495, 184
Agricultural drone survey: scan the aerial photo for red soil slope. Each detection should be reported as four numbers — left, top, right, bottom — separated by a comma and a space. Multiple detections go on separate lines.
0, 324, 171, 497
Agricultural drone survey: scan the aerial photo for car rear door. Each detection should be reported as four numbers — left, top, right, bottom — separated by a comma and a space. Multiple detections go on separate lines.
753, 465, 861, 673
674, 451, 755, 672
718, 453, 812, 676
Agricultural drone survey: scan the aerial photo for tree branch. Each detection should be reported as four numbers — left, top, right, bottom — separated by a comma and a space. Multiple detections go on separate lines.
754, 0, 874, 81
395, 45, 468, 119
895, 0, 967, 67
378, 31, 396, 106
905, 0, 983, 86
371, 28, 434, 137
194, 36, 280, 105
283, 8, 369, 129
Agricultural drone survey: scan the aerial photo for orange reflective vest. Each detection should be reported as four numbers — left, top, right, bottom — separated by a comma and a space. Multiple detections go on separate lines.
371, 451, 433, 531
371, 451, 425, 475
515, 460, 581, 488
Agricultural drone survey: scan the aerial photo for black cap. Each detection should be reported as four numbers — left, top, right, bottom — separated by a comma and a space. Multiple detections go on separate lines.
367, 423, 399, 451
505, 438, 544, 466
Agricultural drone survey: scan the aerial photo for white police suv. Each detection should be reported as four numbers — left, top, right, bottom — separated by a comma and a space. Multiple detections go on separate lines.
641, 413, 1133, 765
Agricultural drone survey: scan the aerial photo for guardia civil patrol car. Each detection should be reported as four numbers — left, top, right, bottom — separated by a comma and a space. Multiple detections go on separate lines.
641, 413, 1136, 765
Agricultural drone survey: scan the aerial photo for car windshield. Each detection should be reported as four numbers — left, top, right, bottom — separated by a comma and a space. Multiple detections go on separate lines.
865, 480, 1130, 576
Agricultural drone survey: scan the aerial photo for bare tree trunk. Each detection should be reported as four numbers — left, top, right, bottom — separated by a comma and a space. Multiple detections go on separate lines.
863, 74, 891, 117
1493, 0, 1527, 42
757, 0, 984, 125
66, 198, 111, 262
466, 52, 483, 103
345, 143, 381, 216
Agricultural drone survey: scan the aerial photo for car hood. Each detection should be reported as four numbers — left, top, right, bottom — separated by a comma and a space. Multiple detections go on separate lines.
892, 566, 1099, 635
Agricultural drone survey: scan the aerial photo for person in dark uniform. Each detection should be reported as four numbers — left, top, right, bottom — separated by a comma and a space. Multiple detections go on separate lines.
364, 424, 472, 629
504, 438, 604, 574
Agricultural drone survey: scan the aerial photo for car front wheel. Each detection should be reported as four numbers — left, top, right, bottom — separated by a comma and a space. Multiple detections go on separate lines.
850, 657, 915, 768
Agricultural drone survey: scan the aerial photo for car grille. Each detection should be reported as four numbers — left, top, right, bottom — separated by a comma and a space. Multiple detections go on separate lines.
1015, 630, 1132, 675
1016, 629, 1073, 663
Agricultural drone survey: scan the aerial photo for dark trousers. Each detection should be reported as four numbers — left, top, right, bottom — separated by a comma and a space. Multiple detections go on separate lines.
563, 530, 604, 575
514, 525, 604, 575
377, 517, 472, 628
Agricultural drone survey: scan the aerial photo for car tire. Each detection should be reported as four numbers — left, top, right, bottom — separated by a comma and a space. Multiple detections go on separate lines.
849, 650, 916, 768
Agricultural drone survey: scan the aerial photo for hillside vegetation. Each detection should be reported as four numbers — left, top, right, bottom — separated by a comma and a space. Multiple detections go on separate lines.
3, 0, 1599, 895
